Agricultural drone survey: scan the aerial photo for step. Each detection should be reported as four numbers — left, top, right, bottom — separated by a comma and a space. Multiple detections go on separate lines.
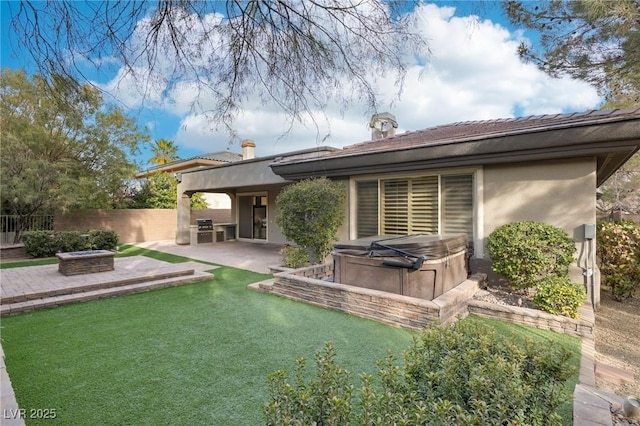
0, 273, 213, 317
1, 269, 197, 305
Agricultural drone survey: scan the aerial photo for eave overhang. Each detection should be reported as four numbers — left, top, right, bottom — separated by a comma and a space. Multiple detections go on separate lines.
270, 118, 640, 187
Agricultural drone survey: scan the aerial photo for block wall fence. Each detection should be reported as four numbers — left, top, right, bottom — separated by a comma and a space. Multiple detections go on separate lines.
55, 209, 231, 243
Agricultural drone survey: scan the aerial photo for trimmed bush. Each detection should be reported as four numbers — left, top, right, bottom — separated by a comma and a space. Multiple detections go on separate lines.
88, 229, 119, 250
533, 276, 586, 318
21, 228, 119, 258
22, 230, 59, 258
265, 321, 576, 425
275, 177, 346, 263
54, 231, 88, 253
279, 245, 311, 268
487, 221, 576, 290
597, 220, 640, 301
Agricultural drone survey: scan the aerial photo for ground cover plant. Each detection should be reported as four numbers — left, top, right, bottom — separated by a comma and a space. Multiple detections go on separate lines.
1, 248, 580, 425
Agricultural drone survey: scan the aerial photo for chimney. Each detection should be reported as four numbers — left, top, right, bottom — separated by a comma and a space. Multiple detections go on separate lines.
369, 112, 398, 140
241, 139, 255, 160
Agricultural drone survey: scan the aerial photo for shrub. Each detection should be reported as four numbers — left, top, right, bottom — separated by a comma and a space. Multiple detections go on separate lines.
533, 276, 586, 318
21, 228, 118, 258
275, 177, 346, 263
265, 321, 576, 425
400, 320, 574, 425
265, 342, 353, 425
597, 220, 640, 301
54, 231, 89, 253
279, 245, 310, 268
87, 229, 119, 250
487, 221, 576, 290
22, 230, 58, 258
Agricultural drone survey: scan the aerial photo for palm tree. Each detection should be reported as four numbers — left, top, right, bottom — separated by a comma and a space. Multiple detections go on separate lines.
149, 139, 180, 165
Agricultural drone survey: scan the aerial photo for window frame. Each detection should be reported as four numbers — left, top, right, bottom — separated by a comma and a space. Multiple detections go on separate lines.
349, 167, 484, 257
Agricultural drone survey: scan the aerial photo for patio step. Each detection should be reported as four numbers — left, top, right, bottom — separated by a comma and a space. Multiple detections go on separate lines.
1, 269, 197, 305
0, 272, 212, 317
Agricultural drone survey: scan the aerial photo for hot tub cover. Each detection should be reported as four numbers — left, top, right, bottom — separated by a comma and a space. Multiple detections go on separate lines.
333, 234, 467, 260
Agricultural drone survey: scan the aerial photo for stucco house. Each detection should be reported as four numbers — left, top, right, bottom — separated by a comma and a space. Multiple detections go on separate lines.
175, 108, 640, 301
136, 143, 256, 209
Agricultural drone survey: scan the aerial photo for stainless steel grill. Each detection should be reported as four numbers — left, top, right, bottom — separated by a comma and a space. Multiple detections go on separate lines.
196, 219, 214, 243
196, 219, 214, 231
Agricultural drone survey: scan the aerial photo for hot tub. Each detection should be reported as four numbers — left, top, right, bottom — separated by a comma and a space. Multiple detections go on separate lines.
332, 234, 468, 300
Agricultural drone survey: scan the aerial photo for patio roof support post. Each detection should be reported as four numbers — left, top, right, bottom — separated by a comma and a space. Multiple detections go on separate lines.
176, 191, 191, 245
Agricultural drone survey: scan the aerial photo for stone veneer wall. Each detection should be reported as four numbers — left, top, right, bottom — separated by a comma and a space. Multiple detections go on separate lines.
259, 263, 595, 338
467, 299, 595, 338
0, 245, 25, 260
56, 251, 115, 276
263, 263, 485, 331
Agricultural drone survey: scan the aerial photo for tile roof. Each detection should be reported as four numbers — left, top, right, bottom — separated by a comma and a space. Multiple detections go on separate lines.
336, 108, 640, 158
270, 108, 640, 186
186, 151, 242, 163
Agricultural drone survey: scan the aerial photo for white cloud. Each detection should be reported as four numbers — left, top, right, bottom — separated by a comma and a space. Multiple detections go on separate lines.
98, 66, 167, 109
105, 2, 602, 158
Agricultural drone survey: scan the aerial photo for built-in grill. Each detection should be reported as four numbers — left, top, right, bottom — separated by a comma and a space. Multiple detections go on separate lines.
196, 219, 214, 231
196, 219, 214, 243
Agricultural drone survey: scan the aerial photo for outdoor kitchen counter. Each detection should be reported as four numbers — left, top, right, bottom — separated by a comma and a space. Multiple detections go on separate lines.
189, 223, 237, 245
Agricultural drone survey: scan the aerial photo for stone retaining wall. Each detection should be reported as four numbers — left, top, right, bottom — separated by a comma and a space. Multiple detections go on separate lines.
0, 245, 25, 261
259, 263, 595, 339
263, 263, 486, 331
467, 299, 595, 338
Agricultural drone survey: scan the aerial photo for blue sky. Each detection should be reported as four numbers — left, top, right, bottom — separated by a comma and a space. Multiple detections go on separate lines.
1, 1, 601, 168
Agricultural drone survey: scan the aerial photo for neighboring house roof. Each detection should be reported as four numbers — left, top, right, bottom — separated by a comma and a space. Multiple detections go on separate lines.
270, 108, 640, 186
136, 151, 243, 178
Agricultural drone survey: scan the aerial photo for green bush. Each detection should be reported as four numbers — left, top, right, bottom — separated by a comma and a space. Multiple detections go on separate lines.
22, 230, 59, 258
265, 321, 576, 425
87, 229, 119, 250
54, 231, 88, 253
275, 177, 346, 263
487, 221, 576, 290
533, 276, 586, 318
279, 245, 311, 268
265, 342, 353, 425
597, 220, 640, 301
21, 228, 118, 258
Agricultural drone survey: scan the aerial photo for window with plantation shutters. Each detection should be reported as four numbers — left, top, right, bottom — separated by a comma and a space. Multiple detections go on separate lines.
356, 173, 474, 242
409, 176, 439, 234
441, 174, 473, 237
382, 180, 408, 235
356, 181, 379, 238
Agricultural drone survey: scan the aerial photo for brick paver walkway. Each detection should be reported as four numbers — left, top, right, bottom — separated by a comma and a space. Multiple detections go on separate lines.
0, 257, 213, 303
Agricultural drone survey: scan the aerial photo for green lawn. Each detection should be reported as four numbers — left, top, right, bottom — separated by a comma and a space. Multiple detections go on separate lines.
1, 248, 580, 425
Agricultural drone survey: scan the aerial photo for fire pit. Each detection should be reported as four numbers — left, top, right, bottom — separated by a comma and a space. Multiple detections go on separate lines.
332, 234, 468, 300
56, 250, 115, 276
